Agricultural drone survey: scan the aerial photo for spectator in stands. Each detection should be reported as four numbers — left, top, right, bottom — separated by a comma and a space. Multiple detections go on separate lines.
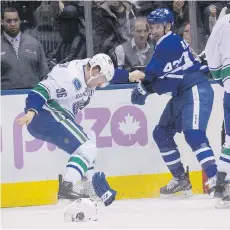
1, 1, 41, 32
25, 1, 61, 56
47, 4, 86, 69
115, 17, 154, 71
106, 1, 137, 41
91, 1, 137, 54
1, 7, 49, 90
203, 1, 226, 36
165, 0, 204, 35
179, 21, 206, 55
132, 1, 166, 17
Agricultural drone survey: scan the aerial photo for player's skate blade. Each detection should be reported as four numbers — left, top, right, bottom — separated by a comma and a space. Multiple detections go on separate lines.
57, 175, 86, 203
160, 173, 193, 199
160, 189, 193, 198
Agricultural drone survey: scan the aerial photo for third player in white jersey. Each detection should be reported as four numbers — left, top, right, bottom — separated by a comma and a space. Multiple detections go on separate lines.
205, 14, 230, 209
205, 14, 230, 83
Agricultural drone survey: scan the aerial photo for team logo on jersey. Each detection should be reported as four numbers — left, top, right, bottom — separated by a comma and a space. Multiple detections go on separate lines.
76, 88, 93, 99
72, 78, 82, 91
64, 138, 69, 144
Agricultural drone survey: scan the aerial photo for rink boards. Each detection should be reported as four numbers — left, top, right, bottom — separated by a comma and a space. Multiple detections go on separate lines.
0, 84, 224, 207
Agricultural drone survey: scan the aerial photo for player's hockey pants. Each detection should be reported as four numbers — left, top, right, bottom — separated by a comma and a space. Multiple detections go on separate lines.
27, 110, 88, 154
156, 81, 214, 132
153, 81, 217, 178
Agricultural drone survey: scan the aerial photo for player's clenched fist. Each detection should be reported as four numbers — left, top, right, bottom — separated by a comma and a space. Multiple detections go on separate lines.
129, 70, 145, 82
17, 110, 36, 126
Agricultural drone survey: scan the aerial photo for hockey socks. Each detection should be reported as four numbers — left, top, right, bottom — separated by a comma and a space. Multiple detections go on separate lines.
65, 155, 89, 182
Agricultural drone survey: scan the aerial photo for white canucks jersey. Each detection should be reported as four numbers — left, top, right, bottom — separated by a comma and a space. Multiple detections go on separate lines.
31, 59, 95, 119
205, 14, 230, 81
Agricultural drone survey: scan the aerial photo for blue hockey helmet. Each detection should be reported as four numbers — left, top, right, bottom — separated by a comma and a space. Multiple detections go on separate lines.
147, 8, 174, 25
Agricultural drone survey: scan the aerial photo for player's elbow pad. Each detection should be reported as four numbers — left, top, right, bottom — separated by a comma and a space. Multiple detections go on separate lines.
25, 91, 46, 114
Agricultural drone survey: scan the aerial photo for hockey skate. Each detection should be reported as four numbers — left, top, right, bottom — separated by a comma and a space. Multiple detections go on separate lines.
160, 167, 192, 198
214, 172, 230, 209
57, 174, 89, 203
79, 177, 101, 202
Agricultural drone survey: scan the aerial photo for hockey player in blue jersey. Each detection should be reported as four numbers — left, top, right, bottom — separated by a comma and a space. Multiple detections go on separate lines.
131, 8, 218, 197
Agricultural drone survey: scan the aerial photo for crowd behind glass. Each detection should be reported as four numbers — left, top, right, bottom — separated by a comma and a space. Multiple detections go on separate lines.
1, 0, 230, 90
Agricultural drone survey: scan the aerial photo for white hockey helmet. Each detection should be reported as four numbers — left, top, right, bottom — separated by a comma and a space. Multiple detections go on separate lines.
64, 198, 98, 222
88, 53, 115, 87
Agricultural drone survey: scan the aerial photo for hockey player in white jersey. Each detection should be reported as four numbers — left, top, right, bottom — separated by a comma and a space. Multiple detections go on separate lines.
17, 53, 117, 206
205, 14, 230, 208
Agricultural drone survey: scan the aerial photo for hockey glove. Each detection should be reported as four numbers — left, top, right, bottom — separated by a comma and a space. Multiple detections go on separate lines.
131, 82, 150, 105
92, 172, 117, 206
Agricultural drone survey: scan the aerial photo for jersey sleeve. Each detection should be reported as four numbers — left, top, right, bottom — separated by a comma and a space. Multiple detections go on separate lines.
205, 17, 229, 80
205, 32, 222, 80
144, 48, 164, 82
219, 25, 230, 82
25, 78, 66, 114
33, 79, 64, 101
25, 62, 75, 114
110, 68, 129, 83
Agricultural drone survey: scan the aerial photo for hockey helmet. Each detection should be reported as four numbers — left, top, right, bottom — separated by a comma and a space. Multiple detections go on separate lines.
88, 53, 115, 87
147, 8, 174, 26
64, 198, 98, 222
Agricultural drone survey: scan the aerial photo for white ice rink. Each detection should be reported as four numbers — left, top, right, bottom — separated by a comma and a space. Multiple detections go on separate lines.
1, 195, 230, 229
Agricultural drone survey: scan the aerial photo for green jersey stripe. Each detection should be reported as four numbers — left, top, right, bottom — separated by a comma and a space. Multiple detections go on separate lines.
64, 119, 88, 143
38, 83, 51, 97
222, 66, 230, 81
67, 119, 88, 140
46, 101, 75, 120
210, 69, 222, 80
33, 85, 50, 100
50, 112, 85, 144
222, 147, 230, 156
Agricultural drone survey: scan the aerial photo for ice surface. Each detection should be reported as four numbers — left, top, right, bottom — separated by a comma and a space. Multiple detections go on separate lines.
1, 195, 230, 229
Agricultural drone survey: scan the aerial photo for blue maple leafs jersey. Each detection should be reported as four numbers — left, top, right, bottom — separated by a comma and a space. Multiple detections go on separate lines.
145, 31, 209, 96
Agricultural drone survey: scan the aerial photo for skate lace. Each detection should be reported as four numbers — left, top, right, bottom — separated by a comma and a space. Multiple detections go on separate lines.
167, 178, 179, 190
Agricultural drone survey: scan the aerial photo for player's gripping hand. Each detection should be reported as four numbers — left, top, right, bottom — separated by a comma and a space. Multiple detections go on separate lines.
17, 111, 36, 126
129, 70, 145, 82
131, 82, 149, 105
92, 172, 117, 206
